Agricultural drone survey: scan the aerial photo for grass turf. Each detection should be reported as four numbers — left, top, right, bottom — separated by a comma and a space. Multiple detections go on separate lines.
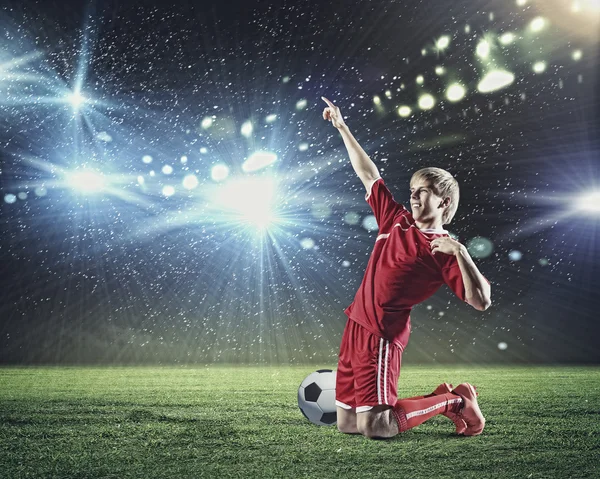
0, 366, 599, 478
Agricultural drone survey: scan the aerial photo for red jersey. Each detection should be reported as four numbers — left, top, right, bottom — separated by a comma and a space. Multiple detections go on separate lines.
344, 177, 479, 351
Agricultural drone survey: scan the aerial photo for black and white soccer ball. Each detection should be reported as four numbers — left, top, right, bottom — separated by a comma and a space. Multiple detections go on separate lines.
297, 369, 337, 426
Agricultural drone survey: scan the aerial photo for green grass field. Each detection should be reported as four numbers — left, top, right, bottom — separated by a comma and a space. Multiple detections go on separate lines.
1, 366, 599, 478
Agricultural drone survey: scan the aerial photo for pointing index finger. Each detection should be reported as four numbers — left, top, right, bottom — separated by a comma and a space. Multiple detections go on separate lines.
321, 96, 335, 108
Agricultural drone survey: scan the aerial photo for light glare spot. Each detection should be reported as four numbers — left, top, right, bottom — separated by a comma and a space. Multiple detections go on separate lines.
436, 35, 450, 50
242, 151, 277, 173
418, 94, 435, 110
4, 194, 17, 204
142, 155, 153, 164
265, 114, 277, 123
201, 117, 213, 129
398, 106, 412, 117
499, 32, 516, 45
476, 40, 491, 59
162, 165, 174, 175
241, 120, 253, 138
344, 212, 360, 225
362, 215, 378, 232
466, 236, 494, 258
498, 342, 508, 350
162, 185, 175, 197
211, 164, 230, 182
96, 131, 112, 142
446, 83, 466, 102
296, 99, 307, 110
533, 61, 547, 74
477, 70, 515, 93
530, 17, 546, 32
300, 238, 315, 249
183, 174, 199, 190
572, 49, 583, 61
509, 250, 523, 261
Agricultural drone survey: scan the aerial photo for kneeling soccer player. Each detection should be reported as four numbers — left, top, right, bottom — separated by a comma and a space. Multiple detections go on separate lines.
322, 97, 491, 439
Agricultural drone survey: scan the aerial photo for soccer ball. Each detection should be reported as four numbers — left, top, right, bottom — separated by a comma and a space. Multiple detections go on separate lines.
297, 369, 337, 426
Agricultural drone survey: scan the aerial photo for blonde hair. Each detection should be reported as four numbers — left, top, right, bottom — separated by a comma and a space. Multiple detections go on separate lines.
410, 167, 460, 225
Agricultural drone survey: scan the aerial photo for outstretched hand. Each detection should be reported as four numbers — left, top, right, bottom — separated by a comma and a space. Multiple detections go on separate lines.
322, 97, 347, 130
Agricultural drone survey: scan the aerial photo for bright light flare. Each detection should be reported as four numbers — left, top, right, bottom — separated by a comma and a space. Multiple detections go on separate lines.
66, 170, 106, 194
66, 89, 86, 109
215, 176, 279, 229
576, 191, 600, 213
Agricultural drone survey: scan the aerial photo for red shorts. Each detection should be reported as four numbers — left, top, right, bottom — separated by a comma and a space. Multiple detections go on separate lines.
336, 318, 402, 412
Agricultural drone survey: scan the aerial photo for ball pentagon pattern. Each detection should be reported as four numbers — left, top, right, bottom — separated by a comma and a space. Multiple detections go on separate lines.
297, 369, 337, 426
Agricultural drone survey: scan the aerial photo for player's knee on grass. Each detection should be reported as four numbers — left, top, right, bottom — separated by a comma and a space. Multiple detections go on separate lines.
357, 406, 398, 439
336, 406, 358, 434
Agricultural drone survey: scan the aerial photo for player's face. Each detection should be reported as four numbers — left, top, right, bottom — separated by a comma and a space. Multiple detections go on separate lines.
409, 180, 444, 222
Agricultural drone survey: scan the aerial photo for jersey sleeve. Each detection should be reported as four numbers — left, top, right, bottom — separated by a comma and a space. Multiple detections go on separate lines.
365, 177, 405, 231
441, 257, 491, 303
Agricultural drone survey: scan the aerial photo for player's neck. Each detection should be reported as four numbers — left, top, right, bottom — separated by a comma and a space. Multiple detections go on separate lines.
415, 219, 444, 231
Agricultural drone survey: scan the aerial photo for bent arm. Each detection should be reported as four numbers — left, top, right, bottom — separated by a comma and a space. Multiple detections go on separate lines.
454, 245, 492, 311
337, 125, 380, 192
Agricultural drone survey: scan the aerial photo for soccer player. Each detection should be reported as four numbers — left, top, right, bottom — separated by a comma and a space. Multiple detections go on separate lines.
322, 97, 491, 439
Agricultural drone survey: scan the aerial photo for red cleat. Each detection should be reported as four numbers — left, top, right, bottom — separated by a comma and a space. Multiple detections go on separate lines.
452, 383, 485, 436
431, 383, 467, 435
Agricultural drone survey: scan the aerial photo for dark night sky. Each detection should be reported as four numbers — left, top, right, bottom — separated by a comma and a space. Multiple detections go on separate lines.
0, 0, 599, 364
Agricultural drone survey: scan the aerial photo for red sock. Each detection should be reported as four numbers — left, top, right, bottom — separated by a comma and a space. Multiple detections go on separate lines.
404, 392, 436, 401
392, 393, 463, 432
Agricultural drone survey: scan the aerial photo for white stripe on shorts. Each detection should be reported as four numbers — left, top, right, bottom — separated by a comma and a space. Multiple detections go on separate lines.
383, 339, 389, 404
377, 338, 391, 405
377, 338, 383, 404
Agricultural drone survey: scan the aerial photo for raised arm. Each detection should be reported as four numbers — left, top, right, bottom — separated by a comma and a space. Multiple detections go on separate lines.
322, 97, 380, 192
